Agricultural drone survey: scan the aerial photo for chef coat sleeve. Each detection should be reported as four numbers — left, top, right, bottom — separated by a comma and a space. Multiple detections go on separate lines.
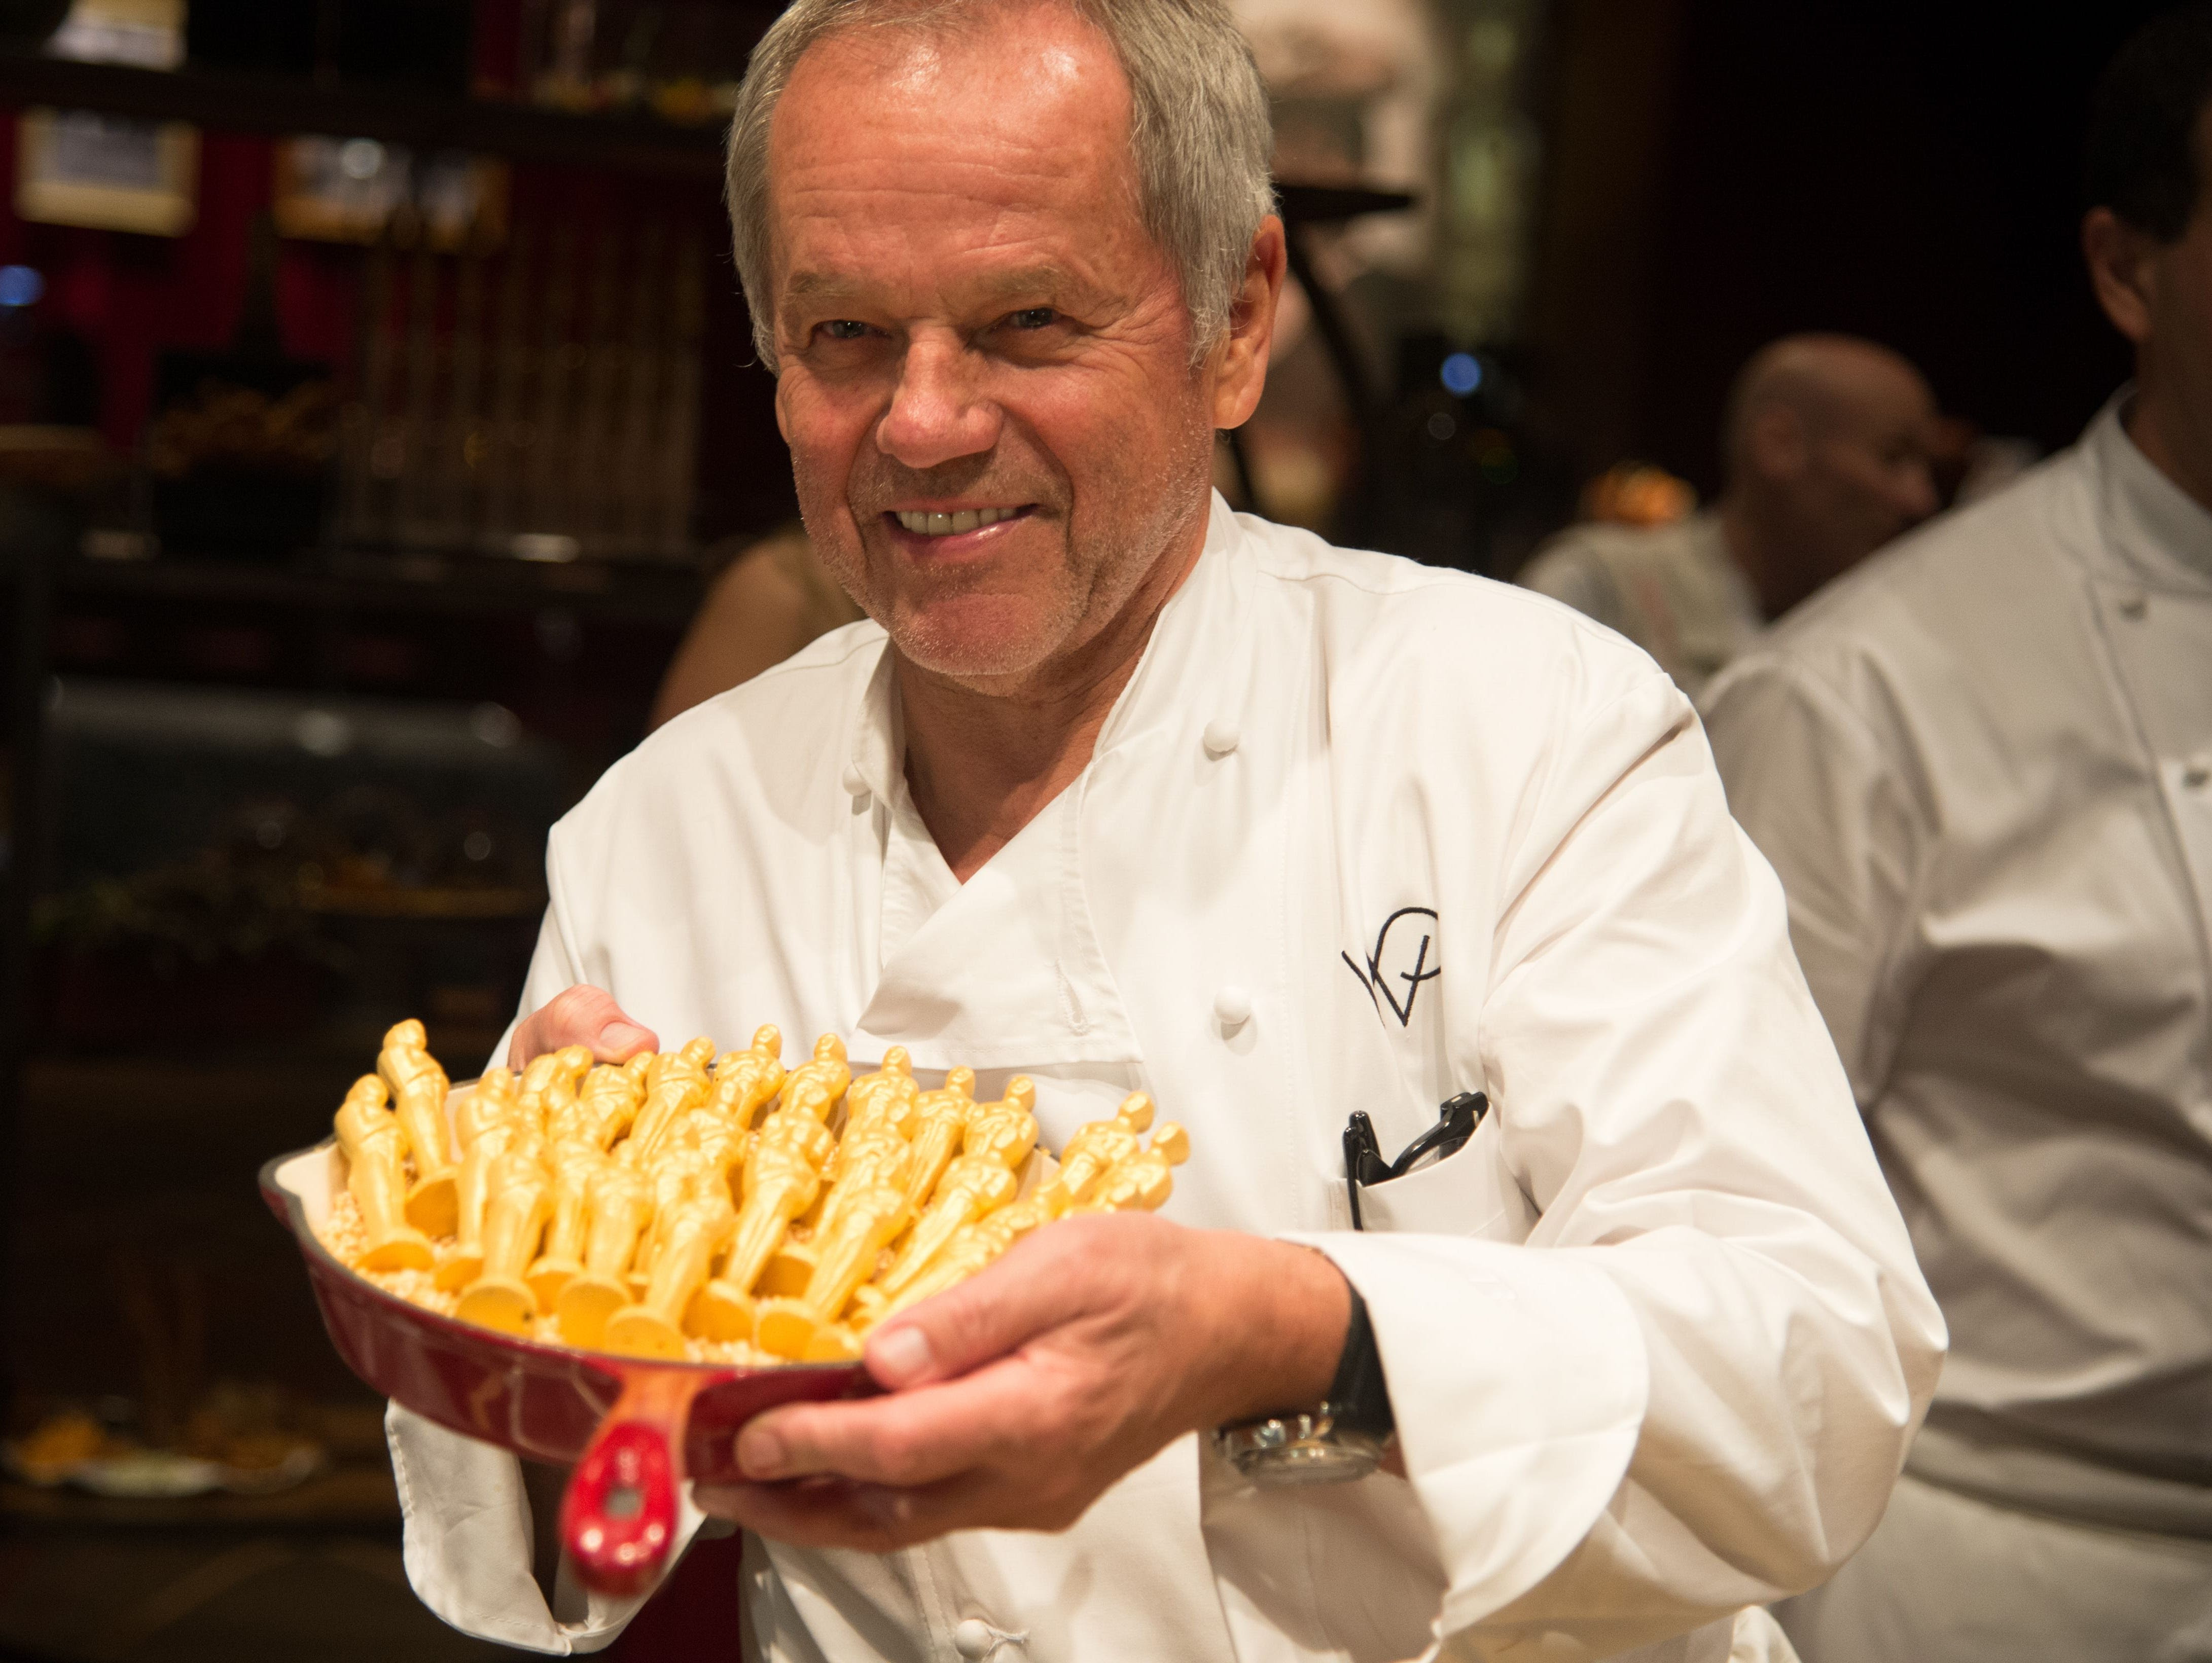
1698, 654, 1929, 1107
1299, 669, 1943, 1661
1517, 537, 1627, 638
389, 893, 710, 1653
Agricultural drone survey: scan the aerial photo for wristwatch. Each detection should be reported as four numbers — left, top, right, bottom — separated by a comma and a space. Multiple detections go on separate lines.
1212, 1283, 1395, 1486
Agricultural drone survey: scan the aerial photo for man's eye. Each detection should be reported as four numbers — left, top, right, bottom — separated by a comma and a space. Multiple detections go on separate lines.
818, 320, 871, 342
1007, 308, 1057, 331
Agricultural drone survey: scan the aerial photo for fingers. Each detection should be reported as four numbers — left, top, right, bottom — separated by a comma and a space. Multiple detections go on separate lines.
736, 1356, 1042, 1488
507, 985, 658, 1069
863, 1214, 1132, 1389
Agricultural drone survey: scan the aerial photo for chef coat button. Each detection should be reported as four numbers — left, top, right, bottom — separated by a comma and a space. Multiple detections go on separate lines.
2185, 758, 2210, 790
1214, 984, 1253, 1029
1202, 718, 1241, 757
841, 763, 868, 798
2118, 591, 2148, 620
952, 1618, 998, 1659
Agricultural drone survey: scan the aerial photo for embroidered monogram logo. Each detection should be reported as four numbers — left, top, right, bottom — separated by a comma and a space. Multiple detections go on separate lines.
1342, 907, 1441, 1027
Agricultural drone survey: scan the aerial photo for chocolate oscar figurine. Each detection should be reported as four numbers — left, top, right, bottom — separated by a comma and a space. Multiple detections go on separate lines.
809, 1107, 915, 1240
524, 1044, 593, 1137
877, 1089, 1039, 1297
524, 1141, 604, 1307
555, 1160, 655, 1348
577, 1063, 645, 1147
438, 1084, 543, 1291
456, 1147, 557, 1335
893, 1066, 977, 1221
602, 1189, 736, 1359
704, 1025, 786, 1130
332, 1076, 436, 1272
1069, 1123, 1189, 1214
631, 1142, 714, 1288
774, 1034, 852, 1132
684, 1118, 749, 1209
684, 1130, 826, 1342
876, 1182, 1073, 1321
379, 1019, 460, 1236
1048, 1092, 1154, 1206
754, 1177, 910, 1360
627, 1036, 717, 1160
774, 1105, 910, 1293
831, 1049, 919, 1170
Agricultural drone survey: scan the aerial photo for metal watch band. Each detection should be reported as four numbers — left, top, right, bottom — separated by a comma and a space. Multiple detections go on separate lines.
1212, 1409, 1388, 1485
1212, 1282, 1396, 1485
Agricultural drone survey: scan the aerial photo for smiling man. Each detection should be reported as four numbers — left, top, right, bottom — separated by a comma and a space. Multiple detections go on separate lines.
388, 3, 1942, 1659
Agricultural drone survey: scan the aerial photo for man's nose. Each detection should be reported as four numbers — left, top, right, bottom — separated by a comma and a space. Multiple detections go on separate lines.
876, 338, 1001, 471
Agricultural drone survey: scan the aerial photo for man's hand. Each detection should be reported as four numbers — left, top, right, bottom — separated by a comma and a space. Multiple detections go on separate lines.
505, 985, 659, 1071
694, 1214, 1350, 1550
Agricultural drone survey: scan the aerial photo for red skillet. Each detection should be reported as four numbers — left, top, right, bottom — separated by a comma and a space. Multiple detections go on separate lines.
261, 1139, 869, 1596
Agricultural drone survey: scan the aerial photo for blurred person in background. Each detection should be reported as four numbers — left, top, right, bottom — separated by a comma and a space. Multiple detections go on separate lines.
650, 525, 866, 728
1702, 10, 2212, 1658
1520, 334, 1939, 696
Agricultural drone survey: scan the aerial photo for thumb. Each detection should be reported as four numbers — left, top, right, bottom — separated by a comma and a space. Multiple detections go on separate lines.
863, 1221, 1099, 1390
509, 984, 659, 1068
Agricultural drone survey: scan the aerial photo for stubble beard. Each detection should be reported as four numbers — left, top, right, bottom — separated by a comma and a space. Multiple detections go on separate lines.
795, 414, 1215, 686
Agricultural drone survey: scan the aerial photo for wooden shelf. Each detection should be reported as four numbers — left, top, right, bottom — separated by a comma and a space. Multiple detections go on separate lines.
0, 1463, 398, 1531
53, 545, 703, 626
0, 52, 726, 180
1275, 183, 1416, 226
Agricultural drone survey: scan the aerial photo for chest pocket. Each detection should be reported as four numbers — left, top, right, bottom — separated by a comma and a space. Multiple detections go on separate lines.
1349, 1115, 1538, 1244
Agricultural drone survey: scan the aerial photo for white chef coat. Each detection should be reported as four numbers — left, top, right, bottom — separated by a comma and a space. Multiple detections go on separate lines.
391, 495, 1939, 1663
1701, 396, 2212, 1659
1518, 513, 1763, 699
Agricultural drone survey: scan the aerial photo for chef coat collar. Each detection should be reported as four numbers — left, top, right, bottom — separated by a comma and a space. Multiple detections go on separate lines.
2090, 388, 2212, 591
1094, 491, 1252, 758
841, 491, 1251, 803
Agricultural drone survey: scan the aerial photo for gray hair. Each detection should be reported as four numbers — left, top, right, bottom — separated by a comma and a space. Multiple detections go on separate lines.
724, 0, 1275, 369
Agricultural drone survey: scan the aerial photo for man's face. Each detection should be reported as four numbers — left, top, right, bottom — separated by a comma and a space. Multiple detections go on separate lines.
764, 5, 1220, 685
2135, 146, 2212, 459
1787, 363, 1939, 586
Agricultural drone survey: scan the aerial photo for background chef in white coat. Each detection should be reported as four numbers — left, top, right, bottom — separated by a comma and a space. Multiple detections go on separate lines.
1520, 335, 1942, 700
388, 1, 1943, 1657
1703, 9, 2212, 1658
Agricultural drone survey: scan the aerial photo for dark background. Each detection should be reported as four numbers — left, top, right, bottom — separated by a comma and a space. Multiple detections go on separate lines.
0, 2, 2194, 1658
1529, 0, 2170, 500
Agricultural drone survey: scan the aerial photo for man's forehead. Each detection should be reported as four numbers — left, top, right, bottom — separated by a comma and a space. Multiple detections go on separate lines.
772, 4, 1132, 166
767, 10, 1152, 310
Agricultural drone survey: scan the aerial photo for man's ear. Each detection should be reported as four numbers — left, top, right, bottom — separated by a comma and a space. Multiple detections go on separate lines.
1209, 216, 1288, 431
2084, 206, 2159, 346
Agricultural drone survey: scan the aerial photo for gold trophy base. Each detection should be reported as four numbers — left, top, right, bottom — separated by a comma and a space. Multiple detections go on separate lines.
758, 1245, 816, 1299
685, 1281, 755, 1342
526, 1255, 582, 1309
355, 1230, 436, 1274
602, 1305, 687, 1360
556, 1274, 629, 1349
455, 1276, 537, 1337
434, 1248, 485, 1293
404, 1172, 458, 1238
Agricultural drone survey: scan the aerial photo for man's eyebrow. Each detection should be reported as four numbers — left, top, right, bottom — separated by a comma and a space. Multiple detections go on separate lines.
778, 265, 1098, 310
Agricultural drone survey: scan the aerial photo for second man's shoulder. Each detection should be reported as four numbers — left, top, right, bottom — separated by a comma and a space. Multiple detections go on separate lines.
1246, 518, 1685, 725
577, 618, 888, 820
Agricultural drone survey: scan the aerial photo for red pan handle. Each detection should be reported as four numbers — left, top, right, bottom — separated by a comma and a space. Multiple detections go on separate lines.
561, 1368, 707, 1597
